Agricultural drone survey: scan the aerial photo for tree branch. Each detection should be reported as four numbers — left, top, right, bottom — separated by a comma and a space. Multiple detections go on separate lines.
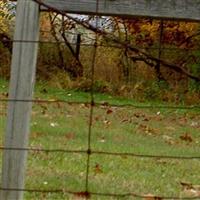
34, 0, 200, 82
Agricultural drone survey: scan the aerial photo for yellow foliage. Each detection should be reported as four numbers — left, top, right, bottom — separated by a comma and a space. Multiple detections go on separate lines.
124, 18, 199, 47
40, 13, 52, 40
0, 1, 14, 33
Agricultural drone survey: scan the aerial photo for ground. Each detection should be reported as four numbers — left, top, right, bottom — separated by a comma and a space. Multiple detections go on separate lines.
0, 79, 200, 199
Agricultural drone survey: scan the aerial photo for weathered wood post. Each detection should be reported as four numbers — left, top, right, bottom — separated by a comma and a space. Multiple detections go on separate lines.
1, 0, 40, 199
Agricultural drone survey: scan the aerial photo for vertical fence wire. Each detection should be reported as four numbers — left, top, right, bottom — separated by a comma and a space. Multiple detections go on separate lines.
85, 0, 100, 195
156, 19, 164, 81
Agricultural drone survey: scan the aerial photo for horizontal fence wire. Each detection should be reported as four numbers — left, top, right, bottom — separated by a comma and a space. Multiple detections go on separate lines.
0, 147, 200, 160
0, 0, 200, 199
1, 38, 200, 51
0, 187, 200, 200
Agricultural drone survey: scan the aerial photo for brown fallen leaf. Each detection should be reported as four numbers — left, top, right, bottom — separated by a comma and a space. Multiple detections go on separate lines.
80, 103, 90, 108
143, 194, 163, 200
134, 112, 145, 118
180, 181, 193, 189
180, 133, 193, 143
138, 124, 159, 136
94, 163, 103, 174
94, 116, 100, 121
99, 136, 105, 143
103, 119, 111, 126
155, 159, 167, 165
178, 117, 188, 126
31, 132, 43, 139
106, 108, 113, 114
65, 132, 76, 140
138, 124, 148, 130
74, 191, 90, 198
180, 181, 200, 197
100, 101, 109, 107
121, 118, 129, 123
162, 135, 175, 145
191, 121, 199, 127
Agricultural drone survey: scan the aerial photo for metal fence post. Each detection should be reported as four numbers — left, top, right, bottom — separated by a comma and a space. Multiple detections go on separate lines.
1, 0, 40, 199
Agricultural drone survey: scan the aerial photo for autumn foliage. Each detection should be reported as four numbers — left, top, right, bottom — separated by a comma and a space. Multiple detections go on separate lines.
120, 18, 199, 48
1, 1, 200, 103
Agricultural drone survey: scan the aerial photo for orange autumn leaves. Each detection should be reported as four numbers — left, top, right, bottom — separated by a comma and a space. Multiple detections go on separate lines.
118, 18, 199, 48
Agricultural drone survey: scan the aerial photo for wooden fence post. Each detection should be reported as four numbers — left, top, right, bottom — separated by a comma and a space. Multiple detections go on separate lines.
1, 0, 40, 199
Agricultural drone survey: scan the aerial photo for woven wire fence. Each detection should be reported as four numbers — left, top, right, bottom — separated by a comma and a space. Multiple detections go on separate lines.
0, 0, 200, 199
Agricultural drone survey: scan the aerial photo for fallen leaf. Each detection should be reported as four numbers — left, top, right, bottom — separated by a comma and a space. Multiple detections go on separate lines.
94, 163, 103, 174
80, 103, 88, 108
138, 124, 159, 135
31, 132, 43, 139
143, 117, 150, 122
94, 116, 100, 121
156, 111, 161, 115
121, 118, 129, 123
138, 124, 148, 130
178, 117, 188, 126
99, 136, 105, 143
134, 112, 145, 118
191, 121, 198, 127
155, 159, 167, 165
106, 108, 113, 114
180, 181, 193, 189
50, 122, 59, 127
180, 181, 200, 197
103, 119, 111, 126
143, 194, 163, 200
162, 135, 175, 145
100, 101, 109, 107
165, 126, 176, 131
65, 132, 75, 140
180, 133, 193, 143
74, 191, 90, 198
43, 181, 48, 185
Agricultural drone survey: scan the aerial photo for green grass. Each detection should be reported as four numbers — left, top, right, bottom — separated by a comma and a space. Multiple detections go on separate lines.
0, 79, 200, 199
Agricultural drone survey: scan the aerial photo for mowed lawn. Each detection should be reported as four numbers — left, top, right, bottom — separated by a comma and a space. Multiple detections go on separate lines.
0, 79, 200, 199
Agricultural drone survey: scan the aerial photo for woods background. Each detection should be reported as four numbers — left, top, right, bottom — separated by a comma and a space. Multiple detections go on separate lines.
1, 1, 200, 104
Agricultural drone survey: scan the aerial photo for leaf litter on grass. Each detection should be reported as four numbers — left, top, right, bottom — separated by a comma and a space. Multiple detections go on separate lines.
1, 88, 200, 199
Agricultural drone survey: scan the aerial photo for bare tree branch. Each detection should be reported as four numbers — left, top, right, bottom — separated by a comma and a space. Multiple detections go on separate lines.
34, 0, 200, 82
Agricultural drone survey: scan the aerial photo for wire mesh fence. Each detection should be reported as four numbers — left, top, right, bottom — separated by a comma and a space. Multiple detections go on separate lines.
0, 0, 200, 199
1, 95, 200, 199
